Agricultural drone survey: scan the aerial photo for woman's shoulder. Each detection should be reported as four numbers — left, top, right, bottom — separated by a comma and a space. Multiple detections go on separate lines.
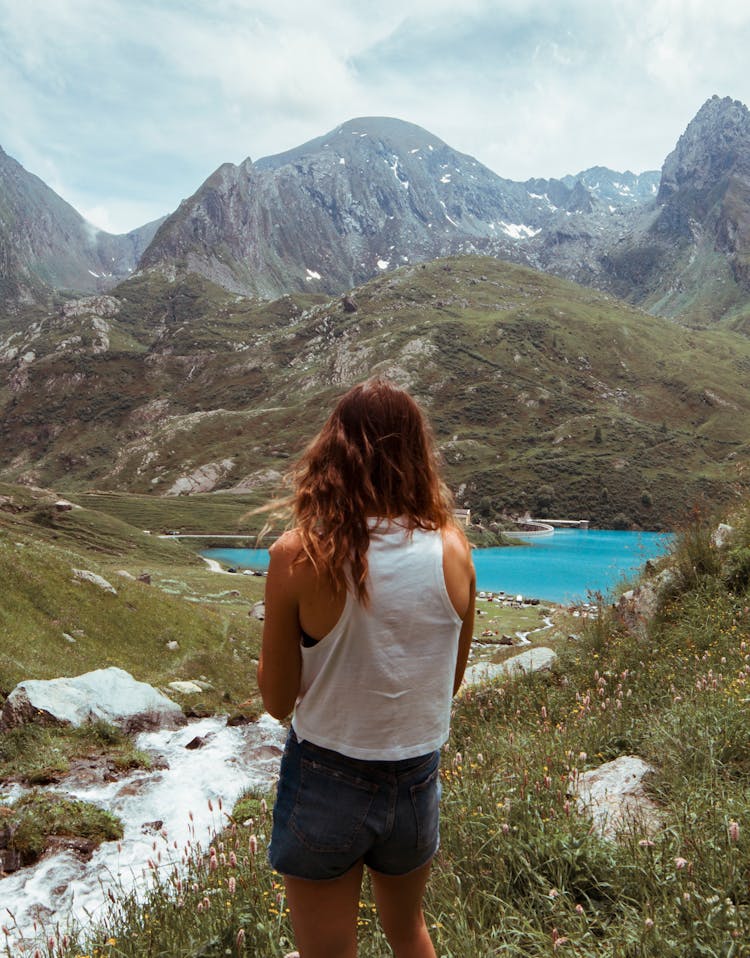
269, 528, 304, 564
441, 523, 473, 562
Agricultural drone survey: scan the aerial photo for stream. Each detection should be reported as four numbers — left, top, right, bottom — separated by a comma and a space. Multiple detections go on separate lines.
0, 714, 287, 953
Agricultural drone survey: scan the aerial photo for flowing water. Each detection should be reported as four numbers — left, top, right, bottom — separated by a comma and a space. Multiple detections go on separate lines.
0, 715, 287, 952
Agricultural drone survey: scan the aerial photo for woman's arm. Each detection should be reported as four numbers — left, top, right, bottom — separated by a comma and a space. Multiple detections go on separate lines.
453, 567, 476, 694
257, 531, 303, 720
442, 526, 477, 695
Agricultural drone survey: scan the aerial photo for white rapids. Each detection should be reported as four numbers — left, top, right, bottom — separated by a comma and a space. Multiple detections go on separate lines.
0, 714, 287, 953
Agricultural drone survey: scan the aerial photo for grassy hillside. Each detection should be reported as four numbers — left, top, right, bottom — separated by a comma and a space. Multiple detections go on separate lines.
35, 499, 750, 957
2, 257, 750, 527
0, 484, 265, 710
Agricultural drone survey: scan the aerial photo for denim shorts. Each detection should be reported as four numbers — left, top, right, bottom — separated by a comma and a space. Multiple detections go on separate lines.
268, 727, 442, 880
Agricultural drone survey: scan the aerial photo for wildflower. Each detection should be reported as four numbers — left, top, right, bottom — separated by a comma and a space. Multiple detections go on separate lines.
549, 887, 560, 899
229, 851, 238, 867
674, 857, 688, 870
729, 820, 740, 844
644, 917, 654, 930
228, 876, 236, 895
575, 904, 584, 915
236, 929, 246, 952
638, 838, 655, 847
249, 834, 258, 855
551, 928, 568, 948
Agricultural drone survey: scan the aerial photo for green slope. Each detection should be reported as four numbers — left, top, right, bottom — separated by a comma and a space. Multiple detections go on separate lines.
1, 257, 749, 528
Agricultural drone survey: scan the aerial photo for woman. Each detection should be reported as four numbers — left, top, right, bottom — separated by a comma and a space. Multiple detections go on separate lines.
258, 377, 475, 958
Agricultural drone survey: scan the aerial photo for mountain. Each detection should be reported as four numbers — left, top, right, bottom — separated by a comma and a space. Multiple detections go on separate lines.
4, 99, 750, 328
1, 256, 749, 529
0, 146, 164, 309
139, 117, 651, 299
595, 96, 750, 327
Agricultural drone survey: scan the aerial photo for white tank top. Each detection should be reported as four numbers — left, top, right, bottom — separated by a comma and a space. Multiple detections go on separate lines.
292, 520, 463, 760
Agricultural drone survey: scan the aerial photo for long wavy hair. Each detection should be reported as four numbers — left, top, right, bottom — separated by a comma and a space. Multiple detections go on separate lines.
289, 377, 454, 602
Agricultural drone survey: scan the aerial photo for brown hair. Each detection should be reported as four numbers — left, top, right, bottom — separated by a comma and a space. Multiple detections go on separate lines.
290, 377, 454, 602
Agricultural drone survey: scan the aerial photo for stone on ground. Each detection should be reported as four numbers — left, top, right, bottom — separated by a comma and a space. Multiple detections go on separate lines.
1, 667, 186, 733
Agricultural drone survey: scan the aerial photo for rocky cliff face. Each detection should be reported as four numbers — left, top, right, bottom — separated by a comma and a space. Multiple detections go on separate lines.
5, 100, 750, 327
0, 146, 164, 309
597, 96, 750, 322
139, 117, 652, 299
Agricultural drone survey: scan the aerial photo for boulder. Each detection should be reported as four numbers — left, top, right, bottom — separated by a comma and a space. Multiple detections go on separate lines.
463, 646, 557, 687
712, 523, 735, 549
250, 601, 265, 621
571, 755, 661, 840
72, 569, 117, 594
1, 667, 186, 733
616, 567, 675, 636
168, 680, 204, 695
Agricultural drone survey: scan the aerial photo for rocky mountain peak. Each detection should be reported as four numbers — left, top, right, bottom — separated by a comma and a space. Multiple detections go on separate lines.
254, 116, 447, 172
658, 95, 750, 203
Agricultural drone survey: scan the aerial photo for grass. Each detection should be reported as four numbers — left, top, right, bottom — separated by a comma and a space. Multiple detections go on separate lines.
9, 499, 749, 956
3, 791, 123, 868
0, 484, 266, 715
0, 720, 150, 785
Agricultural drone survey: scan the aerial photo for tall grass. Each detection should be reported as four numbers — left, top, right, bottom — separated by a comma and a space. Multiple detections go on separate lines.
8, 504, 750, 957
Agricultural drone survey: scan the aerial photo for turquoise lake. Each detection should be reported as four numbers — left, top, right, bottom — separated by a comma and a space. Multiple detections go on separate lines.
202, 528, 673, 604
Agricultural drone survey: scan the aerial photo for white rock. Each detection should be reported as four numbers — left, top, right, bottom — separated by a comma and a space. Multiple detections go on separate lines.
250, 601, 265, 621
115, 569, 137, 580
463, 646, 557, 687
168, 681, 204, 695
712, 523, 734, 549
572, 755, 661, 840
72, 569, 117, 594
1, 667, 186, 733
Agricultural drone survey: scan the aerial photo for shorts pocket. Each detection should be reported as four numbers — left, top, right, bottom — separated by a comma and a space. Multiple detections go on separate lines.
290, 757, 378, 854
410, 763, 441, 851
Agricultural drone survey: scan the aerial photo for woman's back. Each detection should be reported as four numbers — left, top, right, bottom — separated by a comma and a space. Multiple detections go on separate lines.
293, 520, 464, 759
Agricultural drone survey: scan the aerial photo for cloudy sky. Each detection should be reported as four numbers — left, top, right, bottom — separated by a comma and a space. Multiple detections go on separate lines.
1, 0, 749, 234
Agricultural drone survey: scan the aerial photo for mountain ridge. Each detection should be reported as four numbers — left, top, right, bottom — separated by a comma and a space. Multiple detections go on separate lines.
2, 256, 748, 528
3, 96, 750, 327
0, 145, 165, 309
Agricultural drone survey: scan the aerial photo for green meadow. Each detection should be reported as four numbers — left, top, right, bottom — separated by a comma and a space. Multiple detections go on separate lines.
2, 487, 749, 956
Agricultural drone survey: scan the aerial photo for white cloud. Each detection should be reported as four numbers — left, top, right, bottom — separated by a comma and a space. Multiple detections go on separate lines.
1, 0, 750, 231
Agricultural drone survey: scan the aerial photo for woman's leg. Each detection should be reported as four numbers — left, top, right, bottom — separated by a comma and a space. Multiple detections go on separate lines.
283, 859, 364, 958
368, 861, 437, 958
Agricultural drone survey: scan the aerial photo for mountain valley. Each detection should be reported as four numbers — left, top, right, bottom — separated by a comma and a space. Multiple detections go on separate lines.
2, 97, 750, 526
